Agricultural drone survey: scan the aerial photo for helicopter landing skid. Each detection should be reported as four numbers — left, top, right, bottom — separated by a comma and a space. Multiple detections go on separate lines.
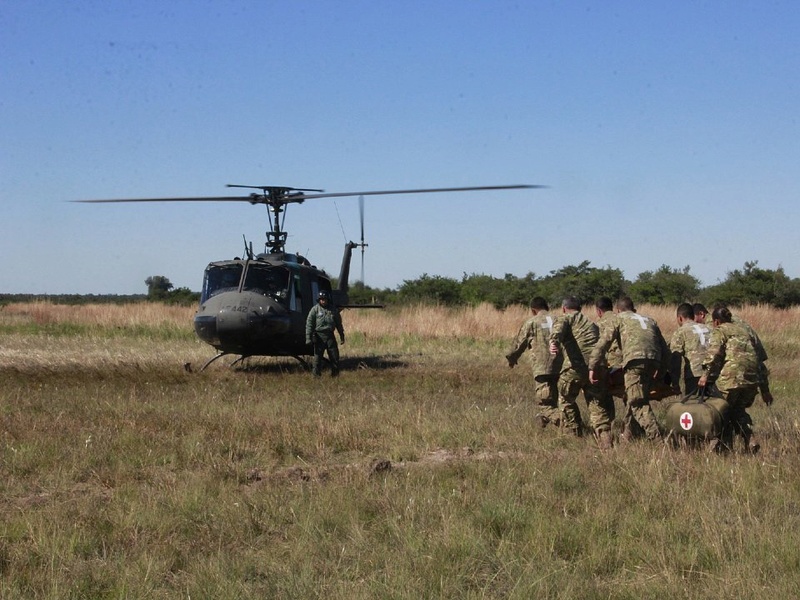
197, 352, 310, 372
293, 355, 310, 369
197, 352, 233, 372
230, 355, 251, 368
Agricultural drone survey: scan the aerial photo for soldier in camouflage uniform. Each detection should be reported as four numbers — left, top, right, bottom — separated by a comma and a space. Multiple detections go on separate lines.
305, 290, 345, 377
593, 297, 624, 442
669, 303, 711, 395
595, 297, 623, 373
597, 297, 648, 441
506, 297, 563, 427
589, 296, 669, 441
547, 296, 606, 443
699, 302, 774, 406
698, 306, 773, 453
731, 312, 774, 407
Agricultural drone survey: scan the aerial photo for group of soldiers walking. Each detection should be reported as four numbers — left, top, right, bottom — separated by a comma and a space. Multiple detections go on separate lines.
507, 295, 773, 452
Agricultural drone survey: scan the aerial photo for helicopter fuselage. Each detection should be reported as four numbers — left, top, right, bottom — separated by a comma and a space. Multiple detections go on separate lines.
193, 252, 334, 358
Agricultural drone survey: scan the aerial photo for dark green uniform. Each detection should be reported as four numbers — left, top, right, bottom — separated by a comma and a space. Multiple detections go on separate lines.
306, 300, 345, 376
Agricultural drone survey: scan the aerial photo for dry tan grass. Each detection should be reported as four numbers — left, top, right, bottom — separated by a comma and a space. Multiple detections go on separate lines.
346, 302, 799, 391
0, 334, 209, 372
1, 300, 799, 598
347, 302, 528, 339
2, 300, 796, 381
0, 302, 201, 372
0, 301, 195, 328
346, 302, 799, 342
3, 299, 795, 343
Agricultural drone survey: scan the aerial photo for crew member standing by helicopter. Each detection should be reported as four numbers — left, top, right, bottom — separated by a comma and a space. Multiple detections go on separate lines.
306, 290, 345, 377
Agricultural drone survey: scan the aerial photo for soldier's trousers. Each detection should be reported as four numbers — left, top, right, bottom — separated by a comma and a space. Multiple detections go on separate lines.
555, 367, 590, 434
533, 375, 560, 423
720, 386, 758, 450
313, 333, 340, 376
623, 359, 661, 440
557, 372, 614, 434
588, 367, 617, 434
587, 386, 616, 434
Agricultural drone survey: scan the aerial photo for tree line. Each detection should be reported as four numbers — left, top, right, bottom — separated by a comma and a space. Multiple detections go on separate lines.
3, 260, 796, 309
348, 260, 800, 309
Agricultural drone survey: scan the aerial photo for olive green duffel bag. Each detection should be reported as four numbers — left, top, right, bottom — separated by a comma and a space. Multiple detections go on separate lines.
665, 388, 729, 440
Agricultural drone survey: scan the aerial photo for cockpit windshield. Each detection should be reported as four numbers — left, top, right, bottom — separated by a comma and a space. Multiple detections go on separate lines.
201, 264, 243, 302
201, 261, 291, 305
242, 264, 290, 306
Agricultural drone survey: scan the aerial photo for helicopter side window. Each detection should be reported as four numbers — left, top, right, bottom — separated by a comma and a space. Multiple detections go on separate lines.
242, 265, 290, 305
289, 274, 301, 311
201, 264, 244, 302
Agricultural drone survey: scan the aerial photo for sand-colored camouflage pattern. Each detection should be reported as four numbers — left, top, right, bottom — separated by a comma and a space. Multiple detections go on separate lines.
702, 321, 759, 392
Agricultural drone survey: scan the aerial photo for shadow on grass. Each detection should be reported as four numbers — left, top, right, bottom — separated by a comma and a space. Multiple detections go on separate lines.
230, 353, 409, 374
0, 354, 409, 381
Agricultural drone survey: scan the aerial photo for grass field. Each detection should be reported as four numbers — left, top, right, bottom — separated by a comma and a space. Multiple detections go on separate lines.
1, 301, 799, 598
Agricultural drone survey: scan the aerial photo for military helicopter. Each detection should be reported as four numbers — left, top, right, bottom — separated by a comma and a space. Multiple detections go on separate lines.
78, 183, 539, 370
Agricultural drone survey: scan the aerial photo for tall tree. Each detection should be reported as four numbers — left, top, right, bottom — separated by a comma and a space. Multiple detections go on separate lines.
628, 265, 700, 305
702, 261, 800, 308
537, 261, 627, 306
398, 274, 462, 305
145, 275, 173, 301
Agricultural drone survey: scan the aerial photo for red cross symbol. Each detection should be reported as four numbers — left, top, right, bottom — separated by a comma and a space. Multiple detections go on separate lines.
680, 412, 693, 431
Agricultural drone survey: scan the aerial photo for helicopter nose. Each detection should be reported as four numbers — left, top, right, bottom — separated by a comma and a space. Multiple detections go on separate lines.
216, 306, 247, 334
193, 307, 253, 347
193, 313, 219, 345
194, 293, 292, 350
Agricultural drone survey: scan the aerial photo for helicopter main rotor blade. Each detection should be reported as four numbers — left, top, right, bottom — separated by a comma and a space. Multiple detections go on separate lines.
73, 196, 256, 203
294, 184, 542, 201
73, 184, 543, 204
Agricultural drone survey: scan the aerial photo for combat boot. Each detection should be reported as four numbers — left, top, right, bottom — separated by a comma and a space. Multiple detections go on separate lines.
534, 414, 550, 429
744, 433, 760, 455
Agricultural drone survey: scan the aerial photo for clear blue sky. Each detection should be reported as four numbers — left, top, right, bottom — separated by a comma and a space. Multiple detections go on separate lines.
2, 1, 798, 294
